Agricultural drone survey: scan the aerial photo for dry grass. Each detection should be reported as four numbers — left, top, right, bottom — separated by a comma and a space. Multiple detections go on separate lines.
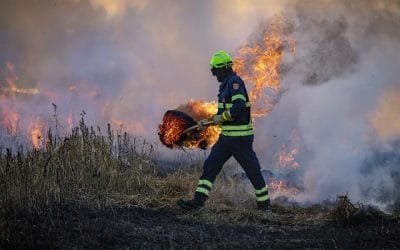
1, 119, 399, 248
0, 122, 154, 214
0, 119, 256, 243
328, 195, 358, 225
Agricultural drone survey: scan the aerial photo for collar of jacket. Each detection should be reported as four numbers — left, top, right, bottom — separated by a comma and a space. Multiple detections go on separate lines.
218, 72, 236, 92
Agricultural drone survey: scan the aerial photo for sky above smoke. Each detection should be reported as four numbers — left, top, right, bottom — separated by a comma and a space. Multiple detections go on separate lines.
1, 0, 399, 208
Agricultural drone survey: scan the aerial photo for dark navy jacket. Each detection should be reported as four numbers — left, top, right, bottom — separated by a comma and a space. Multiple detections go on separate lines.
217, 72, 251, 126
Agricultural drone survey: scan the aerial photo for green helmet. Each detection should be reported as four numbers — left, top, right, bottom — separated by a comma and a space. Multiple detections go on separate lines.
210, 50, 233, 69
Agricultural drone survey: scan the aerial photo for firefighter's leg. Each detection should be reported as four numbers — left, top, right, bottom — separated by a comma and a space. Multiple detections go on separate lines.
231, 136, 270, 209
177, 137, 232, 210
199, 137, 232, 182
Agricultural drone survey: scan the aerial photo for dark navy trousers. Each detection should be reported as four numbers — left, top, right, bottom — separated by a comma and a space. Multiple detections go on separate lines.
199, 135, 266, 190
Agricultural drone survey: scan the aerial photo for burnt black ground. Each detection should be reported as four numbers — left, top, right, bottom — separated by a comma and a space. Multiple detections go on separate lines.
2, 204, 399, 249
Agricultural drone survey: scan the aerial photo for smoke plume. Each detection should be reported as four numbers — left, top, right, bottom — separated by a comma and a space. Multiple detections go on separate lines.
260, 0, 400, 208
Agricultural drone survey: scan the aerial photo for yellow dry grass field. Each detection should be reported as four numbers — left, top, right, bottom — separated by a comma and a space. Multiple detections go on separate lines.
0, 120, 399, 249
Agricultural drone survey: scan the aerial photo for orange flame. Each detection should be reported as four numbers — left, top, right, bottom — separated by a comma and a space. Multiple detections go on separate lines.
269, 129, 301, 197
233, 16, 295, 117
1, 62, 44, 148
232, 17, 301, 195
176, 99, 217, 120
176, 100, 220, 148
163, 17, 295, 149
159, 100, 221, 149
4, 62, 18, 100
1, 62, 20, 134
275, 129, 301, 169
2, 62, 39, 98
159, 111, 193, 148
28, 119, 44, 149
268, 177, 300, 196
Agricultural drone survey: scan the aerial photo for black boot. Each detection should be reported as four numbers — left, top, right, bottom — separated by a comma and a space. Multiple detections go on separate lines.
177, 193, 207, 211
257, 199, 271, 211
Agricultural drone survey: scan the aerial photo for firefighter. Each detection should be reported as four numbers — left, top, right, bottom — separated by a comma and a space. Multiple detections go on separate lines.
177, 50, 270, 211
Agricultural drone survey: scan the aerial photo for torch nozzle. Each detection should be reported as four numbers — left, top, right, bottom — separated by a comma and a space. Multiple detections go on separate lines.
182, 120, 214, 135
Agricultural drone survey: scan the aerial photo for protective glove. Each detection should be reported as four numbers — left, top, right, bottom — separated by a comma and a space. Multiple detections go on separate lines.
212, 110, 232, 124
197, 118, 211, 130
212, 115, 223, 124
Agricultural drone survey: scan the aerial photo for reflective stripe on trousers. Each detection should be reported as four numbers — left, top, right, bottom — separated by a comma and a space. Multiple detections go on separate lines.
195, 179, 213, 196
255, 185, 269, 202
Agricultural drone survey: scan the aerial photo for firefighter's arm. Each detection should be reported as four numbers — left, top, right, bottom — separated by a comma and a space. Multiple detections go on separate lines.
213, 82, 246, 123
228, 83, 247, 120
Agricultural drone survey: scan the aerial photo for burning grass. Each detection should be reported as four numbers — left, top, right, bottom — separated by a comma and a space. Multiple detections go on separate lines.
158, 110, 197, 148
1, 120, 399, 249
157, 99, 222, 150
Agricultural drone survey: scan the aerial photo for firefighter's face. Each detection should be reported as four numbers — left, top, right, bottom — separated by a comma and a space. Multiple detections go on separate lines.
210, 67, 217, 76
210, 67, 225, 77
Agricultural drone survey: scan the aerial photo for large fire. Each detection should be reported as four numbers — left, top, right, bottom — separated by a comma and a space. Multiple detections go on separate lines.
1, 15, 301, 196
233, 16, 295, 117
157, 16, 301, 196
158, 16, 295, 149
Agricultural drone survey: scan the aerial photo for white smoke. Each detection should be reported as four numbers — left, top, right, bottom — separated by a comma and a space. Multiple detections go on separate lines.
257, 0, 400, 208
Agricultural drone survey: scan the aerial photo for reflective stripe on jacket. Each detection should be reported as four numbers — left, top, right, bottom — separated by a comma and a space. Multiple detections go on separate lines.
217, 72, 253, 136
